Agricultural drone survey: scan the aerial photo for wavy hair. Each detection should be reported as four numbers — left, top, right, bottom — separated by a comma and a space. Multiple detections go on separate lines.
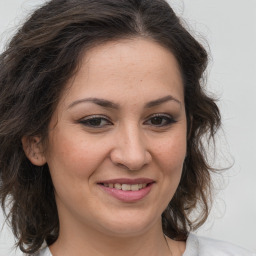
0, 0, 220, 253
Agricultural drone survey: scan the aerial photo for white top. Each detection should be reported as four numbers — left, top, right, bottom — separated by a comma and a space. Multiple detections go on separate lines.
30, 233, 256, 256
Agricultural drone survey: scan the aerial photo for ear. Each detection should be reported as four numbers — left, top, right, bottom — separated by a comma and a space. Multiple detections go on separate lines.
22, 136, 47, 166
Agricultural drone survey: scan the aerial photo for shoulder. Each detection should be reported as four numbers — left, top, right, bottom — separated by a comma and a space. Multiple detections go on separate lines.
197, 235, 255, 256
184, 233, 256, 256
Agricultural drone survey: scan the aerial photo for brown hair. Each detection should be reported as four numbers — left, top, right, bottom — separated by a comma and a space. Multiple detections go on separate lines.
0, 0, 220, 253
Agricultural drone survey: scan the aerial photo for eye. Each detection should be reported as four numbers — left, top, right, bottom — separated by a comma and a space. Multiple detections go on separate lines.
144, 114, 176, 127
79, 115, 112, 128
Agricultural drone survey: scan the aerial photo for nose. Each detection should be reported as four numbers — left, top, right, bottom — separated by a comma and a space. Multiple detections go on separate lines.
110, 125, 152, 171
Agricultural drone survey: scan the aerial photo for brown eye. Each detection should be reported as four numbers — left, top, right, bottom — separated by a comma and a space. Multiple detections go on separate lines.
151, 116, 165, 126
79, 116, 112, 128
145, 114, 176, 127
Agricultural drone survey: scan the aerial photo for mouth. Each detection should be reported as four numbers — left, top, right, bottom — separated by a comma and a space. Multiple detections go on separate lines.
99, 183, 148, 191
97, 178, 155, 202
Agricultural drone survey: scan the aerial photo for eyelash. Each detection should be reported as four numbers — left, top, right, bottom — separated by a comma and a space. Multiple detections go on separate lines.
144, 113, 177, 127
78, 114, 176, 128
78, 115, 112, 128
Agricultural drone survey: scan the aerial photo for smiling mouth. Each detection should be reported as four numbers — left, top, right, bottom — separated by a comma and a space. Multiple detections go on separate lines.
97, 180, 155, 202
100, 183, 148, 191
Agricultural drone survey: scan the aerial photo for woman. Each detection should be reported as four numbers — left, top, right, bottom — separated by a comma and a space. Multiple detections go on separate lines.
0, 0, 254, 255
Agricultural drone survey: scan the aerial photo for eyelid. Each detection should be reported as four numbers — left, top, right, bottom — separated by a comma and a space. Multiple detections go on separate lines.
78, 115, 113, 127
149, 113, 173, 118
145, 113, 175, 120
77, 113, 176, 128
81, 114, 109, 119
143, 113, 177, 126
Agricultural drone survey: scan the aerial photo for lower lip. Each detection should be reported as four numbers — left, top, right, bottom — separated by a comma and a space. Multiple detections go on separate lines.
98, 183, 154, 202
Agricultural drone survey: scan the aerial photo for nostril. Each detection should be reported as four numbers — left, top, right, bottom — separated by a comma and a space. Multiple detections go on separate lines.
109, 145, 152, 171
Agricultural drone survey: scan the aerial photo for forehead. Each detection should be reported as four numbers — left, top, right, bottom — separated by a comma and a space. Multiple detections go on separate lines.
60, 38, 184, 108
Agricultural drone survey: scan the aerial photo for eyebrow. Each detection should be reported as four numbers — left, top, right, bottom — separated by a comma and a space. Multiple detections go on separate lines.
144, 95, 181, 108
68, 95, 181, 110
68, 98, 119, 109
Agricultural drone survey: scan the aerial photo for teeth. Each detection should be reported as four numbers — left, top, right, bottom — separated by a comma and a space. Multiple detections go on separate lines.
122, 184, 131, 191
103, 183, 148, 191
131, 184, 139, 191
114, 183, 122, 190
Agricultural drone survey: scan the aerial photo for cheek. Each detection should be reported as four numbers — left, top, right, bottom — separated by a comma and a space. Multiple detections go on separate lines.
155, 132, 187, 172
46, 130, 106, 179
152, 132, 186, 210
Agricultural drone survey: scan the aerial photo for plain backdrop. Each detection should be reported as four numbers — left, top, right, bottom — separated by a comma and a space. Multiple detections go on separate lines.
0, 0, 255, 255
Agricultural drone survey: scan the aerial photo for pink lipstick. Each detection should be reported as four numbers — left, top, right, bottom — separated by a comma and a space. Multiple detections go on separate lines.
97, 178, 155, 202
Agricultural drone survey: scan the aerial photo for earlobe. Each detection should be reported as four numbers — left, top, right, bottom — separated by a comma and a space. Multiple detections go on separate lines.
21, 136, 47, 166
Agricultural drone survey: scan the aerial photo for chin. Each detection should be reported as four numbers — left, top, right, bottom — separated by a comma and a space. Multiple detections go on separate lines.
95, 210, 160, 237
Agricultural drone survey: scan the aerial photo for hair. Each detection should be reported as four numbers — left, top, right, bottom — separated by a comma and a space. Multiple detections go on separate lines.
0, 0, 221, 253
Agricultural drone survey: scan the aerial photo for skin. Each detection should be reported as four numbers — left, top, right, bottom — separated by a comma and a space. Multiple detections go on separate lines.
24, 38, 187, 256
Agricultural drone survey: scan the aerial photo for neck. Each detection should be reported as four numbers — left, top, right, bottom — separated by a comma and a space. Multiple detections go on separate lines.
50, 218, 171, 256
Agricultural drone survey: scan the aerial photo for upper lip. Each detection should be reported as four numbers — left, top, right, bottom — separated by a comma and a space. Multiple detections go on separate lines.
97, 178, 155, 185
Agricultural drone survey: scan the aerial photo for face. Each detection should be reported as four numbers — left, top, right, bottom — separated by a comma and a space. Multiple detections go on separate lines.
44, 38, 187, 237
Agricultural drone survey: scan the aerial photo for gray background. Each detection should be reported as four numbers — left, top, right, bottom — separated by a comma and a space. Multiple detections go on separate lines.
0, 0, 255, 255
